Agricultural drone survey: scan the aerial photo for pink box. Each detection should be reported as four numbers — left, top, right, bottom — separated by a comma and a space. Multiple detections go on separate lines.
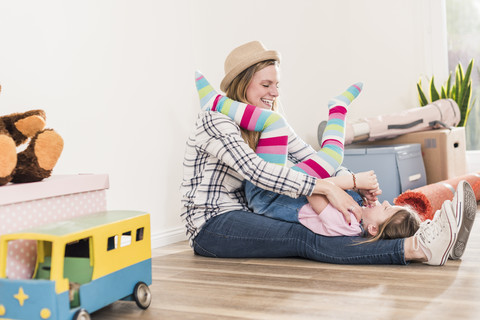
0, 174, 109, 279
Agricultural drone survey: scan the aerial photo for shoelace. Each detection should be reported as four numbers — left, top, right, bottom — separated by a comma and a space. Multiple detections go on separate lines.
413, 220, 430, 251
413, 214, 445, 250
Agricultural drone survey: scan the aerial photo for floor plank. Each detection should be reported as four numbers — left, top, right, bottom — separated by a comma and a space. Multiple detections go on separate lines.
92, 209, 480, 320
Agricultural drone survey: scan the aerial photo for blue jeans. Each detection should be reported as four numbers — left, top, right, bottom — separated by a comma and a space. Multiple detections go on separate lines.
193, 210, 406, 264
244, 181, 365, 223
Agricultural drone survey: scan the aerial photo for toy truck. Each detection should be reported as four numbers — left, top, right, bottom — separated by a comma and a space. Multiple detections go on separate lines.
0, 210, 152, 320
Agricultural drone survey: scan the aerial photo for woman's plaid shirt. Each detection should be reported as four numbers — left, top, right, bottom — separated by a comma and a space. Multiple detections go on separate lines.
180, 111, 317, 242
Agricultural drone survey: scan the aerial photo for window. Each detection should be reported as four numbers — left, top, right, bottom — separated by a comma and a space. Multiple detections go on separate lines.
136, 227, 144, 241
107, 227, 144, 250
446, 0, 480, 149
65, 238, 90, 258
107, 235, 118, 251
120, 231, 132, 247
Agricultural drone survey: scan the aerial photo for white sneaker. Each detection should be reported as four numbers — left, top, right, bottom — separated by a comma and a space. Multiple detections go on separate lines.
414, 200, 458, 266
449, 180, 477, 260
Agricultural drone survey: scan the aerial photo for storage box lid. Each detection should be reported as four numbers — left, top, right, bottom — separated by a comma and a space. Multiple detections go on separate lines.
345, 143, 422, 155
0, 174, 109, 206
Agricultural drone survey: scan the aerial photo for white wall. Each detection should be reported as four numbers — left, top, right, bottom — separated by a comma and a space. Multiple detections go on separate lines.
0, 0, 448, 247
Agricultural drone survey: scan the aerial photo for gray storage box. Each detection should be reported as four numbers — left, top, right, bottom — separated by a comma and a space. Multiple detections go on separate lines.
342, 144, 426, 203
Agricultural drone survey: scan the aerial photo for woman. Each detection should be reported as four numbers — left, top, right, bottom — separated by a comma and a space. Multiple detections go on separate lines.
194, 66, 422, 240
181, 40, 464, 265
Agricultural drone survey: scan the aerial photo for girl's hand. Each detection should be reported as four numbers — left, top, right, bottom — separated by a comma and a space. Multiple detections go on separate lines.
355, 171, 382, 207
358, 188, 382, 207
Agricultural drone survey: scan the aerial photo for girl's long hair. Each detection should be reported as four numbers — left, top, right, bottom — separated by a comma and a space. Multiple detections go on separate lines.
224, 60, 278, 151
357, 207, 421, 245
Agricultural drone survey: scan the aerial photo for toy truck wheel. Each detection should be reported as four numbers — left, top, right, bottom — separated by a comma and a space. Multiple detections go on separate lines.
73, 309, 91, 320
133, 281, 152, 309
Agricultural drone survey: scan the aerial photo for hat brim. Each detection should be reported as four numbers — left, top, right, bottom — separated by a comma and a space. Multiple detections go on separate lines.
220, 50, 280, 92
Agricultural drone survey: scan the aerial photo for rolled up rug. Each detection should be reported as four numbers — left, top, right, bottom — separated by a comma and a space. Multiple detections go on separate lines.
394, 172, 480, 221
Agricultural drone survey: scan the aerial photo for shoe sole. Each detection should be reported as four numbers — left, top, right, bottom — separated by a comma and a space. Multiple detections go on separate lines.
450, 181, 477, 260
440, 200, 457, 265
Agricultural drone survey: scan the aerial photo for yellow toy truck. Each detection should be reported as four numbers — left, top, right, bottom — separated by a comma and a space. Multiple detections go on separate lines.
0, 210, 152, 320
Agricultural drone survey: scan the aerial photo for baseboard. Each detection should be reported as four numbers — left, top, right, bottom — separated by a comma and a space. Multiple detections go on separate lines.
151, 226, 187, 249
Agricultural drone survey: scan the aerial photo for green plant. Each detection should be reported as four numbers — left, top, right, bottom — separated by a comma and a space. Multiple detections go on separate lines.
417, 59, 475, 127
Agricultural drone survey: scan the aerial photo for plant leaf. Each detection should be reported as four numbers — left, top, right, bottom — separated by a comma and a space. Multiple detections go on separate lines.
441, 86, 447, 99
417, 82, 429, 106
464, 96, 477, 126
445, 72, 452, 97
458, 60, 474, 126
455, 69, 460, 102
457, 62, 464, 84
430, 76, 440, 101
460, 81, 472, 126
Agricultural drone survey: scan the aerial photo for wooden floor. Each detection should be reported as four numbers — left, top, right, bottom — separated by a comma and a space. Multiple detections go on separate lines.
92, 210, 480, 320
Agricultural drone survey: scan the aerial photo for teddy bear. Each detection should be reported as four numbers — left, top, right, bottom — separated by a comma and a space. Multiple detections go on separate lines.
0, 84, 64, 186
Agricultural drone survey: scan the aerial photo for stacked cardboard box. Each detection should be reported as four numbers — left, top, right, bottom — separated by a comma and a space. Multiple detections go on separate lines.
358, 127, 467, 184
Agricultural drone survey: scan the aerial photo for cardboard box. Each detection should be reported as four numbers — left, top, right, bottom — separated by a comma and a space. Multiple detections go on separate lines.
358, 127, 467, 184
0, 174, 109, 279
343, 144, 426, 203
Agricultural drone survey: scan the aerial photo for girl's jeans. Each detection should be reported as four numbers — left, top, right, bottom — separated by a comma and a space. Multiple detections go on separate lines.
244, 181, 364, 223
193, 209, 407, 265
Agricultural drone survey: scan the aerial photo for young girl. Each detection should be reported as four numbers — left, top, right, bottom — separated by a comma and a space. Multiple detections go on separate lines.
302, 201, 420, 240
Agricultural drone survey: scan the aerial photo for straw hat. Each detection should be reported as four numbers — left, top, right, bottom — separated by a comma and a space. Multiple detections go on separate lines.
220, 41, 281, 92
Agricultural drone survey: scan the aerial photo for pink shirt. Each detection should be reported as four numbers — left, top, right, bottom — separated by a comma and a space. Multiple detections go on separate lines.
298, 203, 362, 236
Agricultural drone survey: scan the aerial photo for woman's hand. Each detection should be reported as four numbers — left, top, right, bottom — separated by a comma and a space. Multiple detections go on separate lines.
355, 170, 382, 206
313, 179, 362, 224
355, 170, 378, 190
324, 170, 378, 192
358, 188, 382, 207
352, 170, 382, 207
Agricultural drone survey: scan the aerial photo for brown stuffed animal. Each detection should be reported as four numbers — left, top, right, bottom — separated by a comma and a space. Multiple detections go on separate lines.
0, 85, 64, 186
